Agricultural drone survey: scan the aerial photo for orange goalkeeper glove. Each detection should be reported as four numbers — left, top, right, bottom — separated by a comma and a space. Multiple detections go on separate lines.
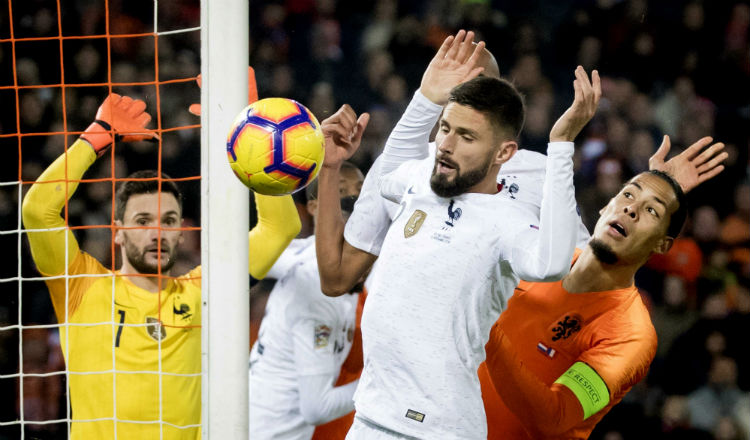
188, 66, 258, 116
80, 94, 159, 157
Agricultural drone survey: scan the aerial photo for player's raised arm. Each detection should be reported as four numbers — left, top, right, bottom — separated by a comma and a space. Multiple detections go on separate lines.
315, 105, 375, 296
22, 94, 158, 276
649, 135, 728, 192
248, 193, 301, 280
509, 67, 600, 281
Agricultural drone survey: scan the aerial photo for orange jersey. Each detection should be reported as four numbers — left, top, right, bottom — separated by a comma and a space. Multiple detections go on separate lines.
482, 250, 657, 439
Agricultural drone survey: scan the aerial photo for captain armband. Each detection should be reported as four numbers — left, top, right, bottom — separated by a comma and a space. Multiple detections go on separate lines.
554, 361, 610, 419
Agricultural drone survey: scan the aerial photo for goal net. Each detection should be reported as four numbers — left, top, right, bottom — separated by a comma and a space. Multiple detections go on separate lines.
0, 0, 248, 437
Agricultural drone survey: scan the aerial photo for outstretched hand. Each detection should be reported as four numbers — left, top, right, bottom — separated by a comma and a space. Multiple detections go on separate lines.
420, 30, 486, 105
80, 94, 159, 157
549, 66, 601, 143
320, 104, 370, 169
649, 135, 728, 193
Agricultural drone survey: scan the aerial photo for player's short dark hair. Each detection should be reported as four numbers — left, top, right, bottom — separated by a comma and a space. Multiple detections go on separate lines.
448, 76, 525, 140
647, 169, 687, 238
305, 161, 360, 201
115, 170, 183, 221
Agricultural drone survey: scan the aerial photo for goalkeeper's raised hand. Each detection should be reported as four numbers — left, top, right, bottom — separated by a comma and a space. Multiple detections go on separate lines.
189, 66, 259, 116
80, 94, 159, 157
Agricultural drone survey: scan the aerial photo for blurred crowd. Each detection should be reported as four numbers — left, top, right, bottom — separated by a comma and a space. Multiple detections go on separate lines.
0, 0, 748, 439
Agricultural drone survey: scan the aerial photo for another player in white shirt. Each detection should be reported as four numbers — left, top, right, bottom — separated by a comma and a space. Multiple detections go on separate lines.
315, 31, 601, 439
249, 164, 364, 440
325, 38, 590, 289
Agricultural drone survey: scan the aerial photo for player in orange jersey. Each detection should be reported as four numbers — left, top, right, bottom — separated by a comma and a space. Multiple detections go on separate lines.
481, 136, 728, 439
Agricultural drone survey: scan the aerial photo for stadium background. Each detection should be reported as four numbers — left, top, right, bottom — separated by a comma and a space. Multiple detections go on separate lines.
0, 0, 748, 438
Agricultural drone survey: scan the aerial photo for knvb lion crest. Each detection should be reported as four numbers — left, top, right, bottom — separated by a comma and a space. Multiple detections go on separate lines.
145, 317, 167, 341
404, 210, 427, 238
551, 314, 582, 341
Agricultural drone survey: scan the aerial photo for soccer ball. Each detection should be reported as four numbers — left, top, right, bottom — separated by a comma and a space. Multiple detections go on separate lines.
226, 98, 325, 195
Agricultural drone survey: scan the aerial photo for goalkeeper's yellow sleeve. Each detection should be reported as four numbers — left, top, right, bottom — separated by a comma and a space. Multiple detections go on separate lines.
22, 140, 95, 276
248, 193, 301, 279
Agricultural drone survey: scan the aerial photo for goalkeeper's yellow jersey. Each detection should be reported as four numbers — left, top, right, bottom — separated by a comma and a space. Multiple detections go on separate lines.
45, 252, 202, 440
22, 139, 301, 440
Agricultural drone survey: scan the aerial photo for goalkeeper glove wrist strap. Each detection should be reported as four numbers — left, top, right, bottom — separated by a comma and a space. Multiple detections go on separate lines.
94, 119, 112, 131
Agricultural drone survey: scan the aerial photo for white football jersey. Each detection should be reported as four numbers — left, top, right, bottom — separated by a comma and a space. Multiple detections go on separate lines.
249, 237, 359, 440
354, 141, 577, 439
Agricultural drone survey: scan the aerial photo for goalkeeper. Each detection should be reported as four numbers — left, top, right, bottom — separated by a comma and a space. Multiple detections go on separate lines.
21, 93, 300, 440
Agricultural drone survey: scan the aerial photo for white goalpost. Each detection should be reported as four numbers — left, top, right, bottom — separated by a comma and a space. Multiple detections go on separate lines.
199, 0, 250, 437
1, 0, 249, 437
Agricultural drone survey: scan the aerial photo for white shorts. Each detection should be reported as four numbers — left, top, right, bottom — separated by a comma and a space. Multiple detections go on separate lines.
345, 416, 420, 440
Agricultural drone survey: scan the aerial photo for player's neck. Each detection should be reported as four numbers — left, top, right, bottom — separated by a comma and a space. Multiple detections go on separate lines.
467, 166, 502, 194
120, 264, 170, 293
563, 247, 636, 293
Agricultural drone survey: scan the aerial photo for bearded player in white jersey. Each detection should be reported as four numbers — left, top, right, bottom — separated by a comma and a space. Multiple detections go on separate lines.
314, 31, 601, 439
249, 163, 365, 440
337, 43, 590, 262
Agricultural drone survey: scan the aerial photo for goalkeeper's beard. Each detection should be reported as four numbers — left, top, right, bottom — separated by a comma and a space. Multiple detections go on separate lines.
123, 240, 177, 274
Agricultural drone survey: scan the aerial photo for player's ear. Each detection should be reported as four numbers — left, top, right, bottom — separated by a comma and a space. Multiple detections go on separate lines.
178, 218, 185, 244
306, 199, 318, 218
495, 140, 518, 165
114, 219, 124, 246
653, 236, 674, 254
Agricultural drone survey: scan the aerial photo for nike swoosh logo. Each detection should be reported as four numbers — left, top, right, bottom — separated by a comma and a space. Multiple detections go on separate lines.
407, 186, 415, 194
